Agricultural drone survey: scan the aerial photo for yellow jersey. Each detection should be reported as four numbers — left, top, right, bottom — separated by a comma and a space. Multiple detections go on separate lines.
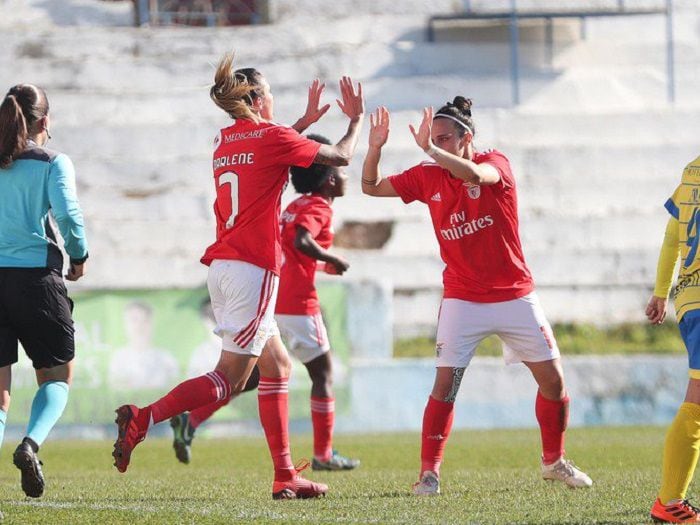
668, 155, 700, 320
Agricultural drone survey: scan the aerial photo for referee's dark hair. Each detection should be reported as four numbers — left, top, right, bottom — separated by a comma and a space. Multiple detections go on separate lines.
0, 84, 49, 169
290, 134, 333, 194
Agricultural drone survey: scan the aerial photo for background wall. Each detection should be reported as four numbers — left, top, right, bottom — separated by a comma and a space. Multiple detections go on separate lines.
1, 0, 697, 434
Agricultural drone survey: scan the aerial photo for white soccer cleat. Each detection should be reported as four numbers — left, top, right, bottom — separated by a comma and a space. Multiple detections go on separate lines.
541, 457, 592, 488
412, 470, 440, 496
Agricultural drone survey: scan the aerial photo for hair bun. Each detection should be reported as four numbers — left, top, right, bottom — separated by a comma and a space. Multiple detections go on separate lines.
452, 96, 472, 116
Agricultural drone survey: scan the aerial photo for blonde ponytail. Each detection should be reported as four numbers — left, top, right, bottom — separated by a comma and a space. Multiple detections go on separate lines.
210, 52, 262, 123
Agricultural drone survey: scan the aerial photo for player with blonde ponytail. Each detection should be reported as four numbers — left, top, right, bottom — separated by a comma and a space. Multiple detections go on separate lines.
113, 51, 364, 500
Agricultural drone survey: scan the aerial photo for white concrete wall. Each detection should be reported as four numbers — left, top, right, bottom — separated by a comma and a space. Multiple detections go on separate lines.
341, 354, 686, 432
1, 0, 699, 336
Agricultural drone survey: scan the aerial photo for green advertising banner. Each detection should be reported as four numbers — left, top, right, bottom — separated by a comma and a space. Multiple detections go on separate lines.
8, 283, 350, 427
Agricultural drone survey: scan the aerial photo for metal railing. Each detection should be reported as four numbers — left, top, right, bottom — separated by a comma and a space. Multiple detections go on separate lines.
428, 0, 674, 105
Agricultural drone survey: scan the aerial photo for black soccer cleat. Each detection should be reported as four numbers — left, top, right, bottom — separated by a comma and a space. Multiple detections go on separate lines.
13, 439, 45, 498
170, 413, 195, 464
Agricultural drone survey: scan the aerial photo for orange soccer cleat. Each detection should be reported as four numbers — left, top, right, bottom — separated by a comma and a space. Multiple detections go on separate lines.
112, 405, 148, 473
272, 460, 329, 500
651, 498, 700, 523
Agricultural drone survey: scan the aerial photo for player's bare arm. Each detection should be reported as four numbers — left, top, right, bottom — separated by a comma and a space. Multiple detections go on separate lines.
294, 226, 349, 275
292, 79, 331, 133
313, 77, 364, 167
362, 106, 399, 198
410, 106, 499, 186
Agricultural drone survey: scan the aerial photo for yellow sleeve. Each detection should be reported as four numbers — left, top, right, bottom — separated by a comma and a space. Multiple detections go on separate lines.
653, 216, 680, 298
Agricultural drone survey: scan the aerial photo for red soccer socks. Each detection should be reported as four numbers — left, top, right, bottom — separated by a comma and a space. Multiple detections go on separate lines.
420, 396, 455, 476
535, 390, 569, 465
189, 396, 232, 429
311, 396, 335, 462
149, 371, 231, 425
258, 377, 294, 482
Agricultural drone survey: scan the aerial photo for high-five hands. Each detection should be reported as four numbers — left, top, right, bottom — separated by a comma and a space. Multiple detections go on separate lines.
369, 106, 390, 149
409, 106, 435, 152
336, 76, 364, 121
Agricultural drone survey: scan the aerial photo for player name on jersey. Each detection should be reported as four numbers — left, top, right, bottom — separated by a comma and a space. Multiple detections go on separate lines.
213, 153, 255, 169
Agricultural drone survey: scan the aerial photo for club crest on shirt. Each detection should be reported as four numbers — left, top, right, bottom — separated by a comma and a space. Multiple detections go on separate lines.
464, 182, 481, 199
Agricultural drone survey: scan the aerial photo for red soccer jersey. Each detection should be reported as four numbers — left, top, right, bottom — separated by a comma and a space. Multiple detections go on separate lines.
388, 150, 534, 303
200, 119, 321, 274
275, 195, 334, 315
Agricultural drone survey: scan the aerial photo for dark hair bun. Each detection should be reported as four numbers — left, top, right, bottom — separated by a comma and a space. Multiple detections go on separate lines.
452, 96, 472, 116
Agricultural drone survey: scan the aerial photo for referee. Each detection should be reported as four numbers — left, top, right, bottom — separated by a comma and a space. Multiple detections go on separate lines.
0, 84, 88, 498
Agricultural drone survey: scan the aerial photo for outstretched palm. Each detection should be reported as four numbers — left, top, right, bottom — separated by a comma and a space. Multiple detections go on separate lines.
369, 106, 390, 148
299, 79, 330, 128
409, 106, 434, 151
336, 76, 364, 120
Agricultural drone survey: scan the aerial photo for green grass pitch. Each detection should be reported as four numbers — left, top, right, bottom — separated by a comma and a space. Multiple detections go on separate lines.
0, 426, 671, 524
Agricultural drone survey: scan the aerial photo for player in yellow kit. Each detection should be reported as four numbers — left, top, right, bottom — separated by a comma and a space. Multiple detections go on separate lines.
647, 156, 700, 523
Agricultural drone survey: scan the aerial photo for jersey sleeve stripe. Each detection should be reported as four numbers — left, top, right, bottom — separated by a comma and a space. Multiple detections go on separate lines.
665, 198, 680, 219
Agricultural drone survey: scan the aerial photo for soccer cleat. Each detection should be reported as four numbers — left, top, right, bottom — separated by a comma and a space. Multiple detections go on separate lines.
170, 413, 195, 464
312, 450, 360, 471
112, 405, 148, 473
272, 460, 329, 500
651, 498, 700, 523
13, 440, 45, 498
412, 470, 440, 496
541, 457, 592, 488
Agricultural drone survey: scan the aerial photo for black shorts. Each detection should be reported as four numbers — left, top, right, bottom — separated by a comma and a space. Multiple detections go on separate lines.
0, 268, 75, 369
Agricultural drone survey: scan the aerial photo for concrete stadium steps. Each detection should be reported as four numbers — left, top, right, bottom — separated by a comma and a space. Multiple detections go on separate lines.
343, 247, 657, 290
3, 0, 699, 329
383, 213, 666, 255
393, 285, 654, 337
53, 111, 700, 164
3, 55, 691, 112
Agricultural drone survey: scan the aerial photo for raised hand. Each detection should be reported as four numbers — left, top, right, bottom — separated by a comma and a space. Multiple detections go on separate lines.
336, 76, 364, 121
409, 106, 434, 152
369, 106, 390, 149
296, 79, 331, 131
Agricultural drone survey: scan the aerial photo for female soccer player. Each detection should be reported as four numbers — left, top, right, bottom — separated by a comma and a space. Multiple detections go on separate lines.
171, 134, 360, 471
275, 133, 359, 471
112, 53, 364, 500
0, 84, 89, 498
361, 99, 592, 495
646, 155, 700, 523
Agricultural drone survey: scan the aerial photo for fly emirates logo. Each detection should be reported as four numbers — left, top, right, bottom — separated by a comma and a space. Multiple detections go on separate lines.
440, 210, 494, 241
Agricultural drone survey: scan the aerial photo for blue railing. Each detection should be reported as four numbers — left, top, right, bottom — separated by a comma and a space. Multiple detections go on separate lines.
429, 0, 674, 105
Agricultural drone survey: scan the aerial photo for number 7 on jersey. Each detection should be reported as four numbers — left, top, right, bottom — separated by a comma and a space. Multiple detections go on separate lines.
218, 171, 239, 229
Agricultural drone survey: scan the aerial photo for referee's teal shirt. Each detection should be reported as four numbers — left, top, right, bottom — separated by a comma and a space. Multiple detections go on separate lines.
0, 142, 88, 269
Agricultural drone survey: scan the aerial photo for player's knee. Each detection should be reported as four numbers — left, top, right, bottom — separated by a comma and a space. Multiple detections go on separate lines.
277, 356, 293, 377
312, 374, 332, 396
264, 354, 292, 378
539, 375, 565, 400
433, 367, 466, 403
